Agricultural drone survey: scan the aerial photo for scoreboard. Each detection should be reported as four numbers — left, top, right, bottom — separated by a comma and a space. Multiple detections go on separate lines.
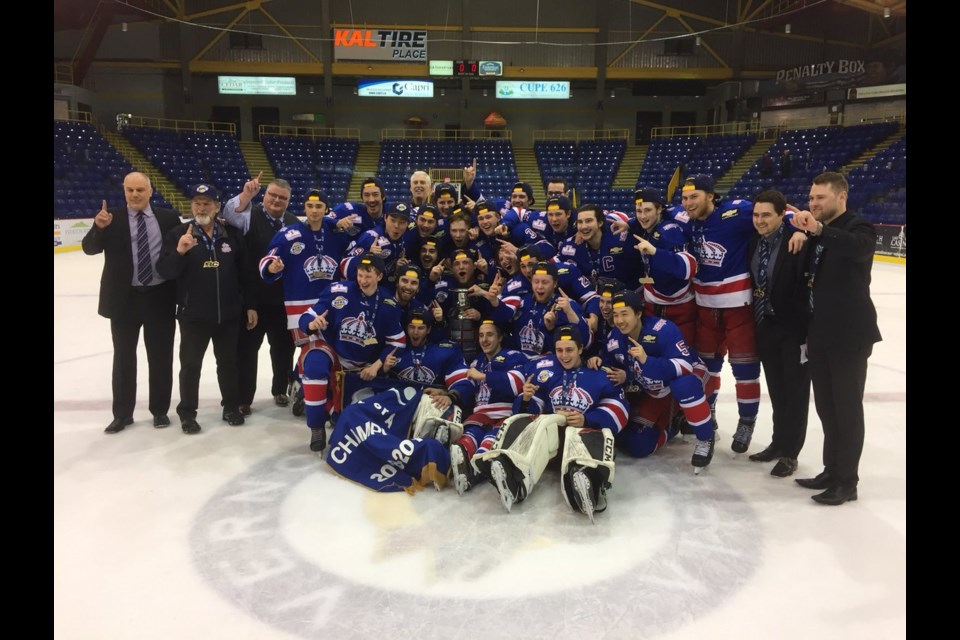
453, 60, 479, 77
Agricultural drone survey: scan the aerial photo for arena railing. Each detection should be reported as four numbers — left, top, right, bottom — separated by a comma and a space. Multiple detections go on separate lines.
125, 115, 236, 136
380, 128, 512, 141
532, 129, 630, 142
651, 112, 906, 140
54, 63, 73, 85
54, 110, 95, 124
259, 125, 360, 140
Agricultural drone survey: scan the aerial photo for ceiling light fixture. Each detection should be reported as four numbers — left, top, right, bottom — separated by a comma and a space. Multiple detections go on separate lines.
785, 24, 791, 34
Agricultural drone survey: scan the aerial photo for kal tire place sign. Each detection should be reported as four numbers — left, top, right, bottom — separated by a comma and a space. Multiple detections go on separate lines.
334, 29, 428, 61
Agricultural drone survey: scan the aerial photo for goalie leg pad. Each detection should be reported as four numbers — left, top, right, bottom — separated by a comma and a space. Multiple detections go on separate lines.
561, 427, 616, 515
408, 396, 464, 444
473, 414, 564, 505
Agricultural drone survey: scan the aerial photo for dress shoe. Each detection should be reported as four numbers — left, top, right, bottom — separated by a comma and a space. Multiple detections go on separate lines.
104, 417, 134, 434
239, 405, 252, 417
153, 414, 171, 428
181, 418, 202, 435
274, 394, 290, 407
795, 470, 832, 490
749, 444, 782, 463
222, 409, 245, 426
310, 428, 327, 453
812, 484, 858, 505
770, 457, 798, 478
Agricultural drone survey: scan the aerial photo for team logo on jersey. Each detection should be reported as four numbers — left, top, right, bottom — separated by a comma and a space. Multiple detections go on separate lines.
220, 242, 232, 253
398, 364, 437, 385
537, 370, 553, 383
285, 228, 302, 241
475, 382, 491, 405
610, 247, 623, 254
305, 255, 338, 281
532, 219, 546, 231
548, 385, 593, 414
652, 231, 661, 240
290, 242, 305, 256
518, 320, 545, 355
507, 280, 522, 292
436, 290, 448, 303
494, 355, 506, 362
721, 210, 739, 220
331, 295, 348, 309
340, 311, 376, 346
607, 338, 619, 352
697, 240, 727, 267
642, 334, 657, 343
536, 358, 552, 369
561, 245, 577, 257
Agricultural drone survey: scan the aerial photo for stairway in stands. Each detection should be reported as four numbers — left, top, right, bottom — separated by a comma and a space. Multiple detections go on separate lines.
513, 147, 545, 203
102, 130, 190, 215
347, 142, 382, 199
841, 125, 906, 174
715, 137, 771, 195
238, 141, 274, 183
611, 144, 647, 190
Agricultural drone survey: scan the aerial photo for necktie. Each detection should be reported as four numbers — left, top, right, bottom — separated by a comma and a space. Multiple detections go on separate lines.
808, 242, 825, 313
754, 238, 772, 323
136, 211, 153, 286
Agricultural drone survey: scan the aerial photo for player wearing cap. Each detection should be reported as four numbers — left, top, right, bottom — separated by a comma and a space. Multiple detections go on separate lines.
628, 187, 699, 346
450, 319, 528, 495
489, 260, 590, 359
400, 203, 444, 263
158, 184, 257, 433
583, 277, 625, 360
513, 195, 575, 259
473, 200, 540, 283
681, 174, 803, 454
382, 310, 474, 412
297, 252, 406, 453
558, 204, 644, 289
331, 176, 389, 236
391, 263, 431, 329
473, 326, 627, 521
592, 290, 716, 473
340, 201, 412, 291
431, 182, 460, 230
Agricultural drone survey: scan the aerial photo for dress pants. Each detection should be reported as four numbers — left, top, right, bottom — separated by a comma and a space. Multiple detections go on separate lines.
177, 319, 241, 419
237, 303, 295, 404
109, 286, 175, 420
756, 318, 810, 458
808, 339, 872, 486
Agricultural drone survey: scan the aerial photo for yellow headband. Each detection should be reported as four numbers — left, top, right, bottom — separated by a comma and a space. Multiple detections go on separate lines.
361, 258, 372, 265
481, 319, 495, 325
454, 252, 468, 261
534, 268, 549, 275
403, 269, 419, 279
681, 183, 696, 192
512, 187, 525, 194
601, 291, 613, 298
306, 195, 321, 202
547, 204, 561, 211
409, 318, 425, 325
420, 210, 435, 219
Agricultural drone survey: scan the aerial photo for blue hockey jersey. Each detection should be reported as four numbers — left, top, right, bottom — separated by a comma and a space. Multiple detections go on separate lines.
389, 340, 475, 406
601, 317, 700, 398
467, 348, 527, 421
491, 291, 590, 358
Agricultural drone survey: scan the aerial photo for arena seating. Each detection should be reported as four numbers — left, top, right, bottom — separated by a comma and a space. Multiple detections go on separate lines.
53, 121, 172, 219
262, 136, 358, 214
847, 136, 906, 225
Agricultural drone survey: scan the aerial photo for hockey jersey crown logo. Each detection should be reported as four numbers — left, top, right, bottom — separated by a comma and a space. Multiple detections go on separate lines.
518, 319, 544, 354
304, 255, 338, 281
696, 239, 727, 267
549, 385, 594, 414
340, 311, 375, 346
398, 364, 436, 385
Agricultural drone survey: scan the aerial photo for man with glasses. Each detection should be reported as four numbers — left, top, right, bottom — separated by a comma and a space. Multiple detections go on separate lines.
223, 173, 299, 415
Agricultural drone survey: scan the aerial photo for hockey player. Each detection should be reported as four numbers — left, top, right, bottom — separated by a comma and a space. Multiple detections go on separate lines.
583, 277, 625, 360
474, 326, 628, 521
593, 290, 716, 472
558, 204, 644, 289
513, 195, 575, 259
340, 201, 412, 292
331, 176, 388, 236
392, 264, 430, 328
629, 187, 698, 346
510, 244, 601, 334
382, 309, 475, 413
449, 319, 527, 495
298, 252, 406, 453
432, 247, 495, 362
489, 260, 590, 358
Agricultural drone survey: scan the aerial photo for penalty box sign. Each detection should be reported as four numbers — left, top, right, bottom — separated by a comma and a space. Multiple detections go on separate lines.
334, 29, 428, 61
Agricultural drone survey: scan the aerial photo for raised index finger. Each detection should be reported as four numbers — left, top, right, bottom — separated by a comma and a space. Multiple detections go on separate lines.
472, 158, 477, 170
255, 170, 263, 182
628, 336, 642, 347
525, 375, 533, 384
101, 200, 108, 211
320, 309, 329, 317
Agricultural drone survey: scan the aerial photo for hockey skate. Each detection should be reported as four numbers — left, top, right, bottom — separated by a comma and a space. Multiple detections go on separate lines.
564, 465, 608, 524
731, 419, 755, 454
488, 456, 527, 513
289, 379, 305, 417
309, 427, 326, 453
450, 442, 480, 496
692, 434, 715, 474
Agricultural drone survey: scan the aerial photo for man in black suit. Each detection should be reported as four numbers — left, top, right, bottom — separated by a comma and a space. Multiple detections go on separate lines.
82, 172, 180, 434
222, 173, 299, 415
747, 190, 811, 478
790, 172, 882, 505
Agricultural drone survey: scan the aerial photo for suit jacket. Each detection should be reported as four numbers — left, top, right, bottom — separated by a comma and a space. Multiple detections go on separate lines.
805, 211, 882, 353
82, 206, 181, 318
749, 224, 810, 341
